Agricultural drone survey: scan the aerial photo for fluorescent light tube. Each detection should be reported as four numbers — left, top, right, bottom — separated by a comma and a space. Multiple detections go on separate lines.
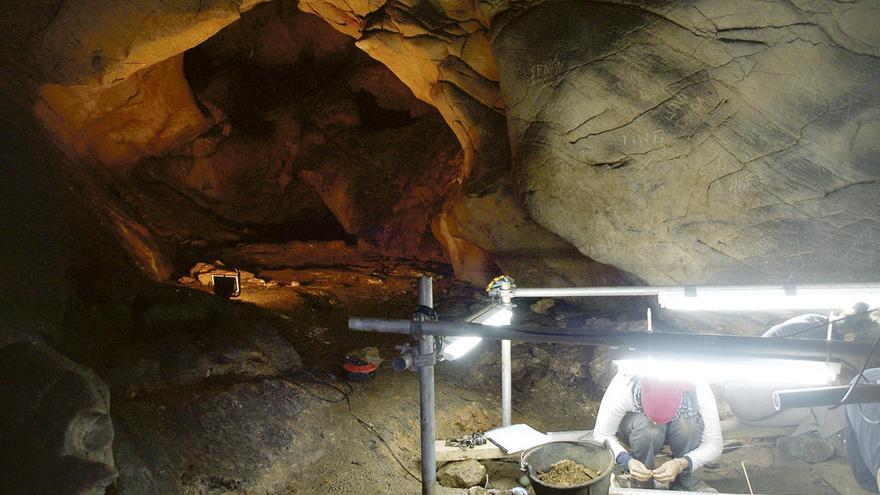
658, 286, 880, 311
614, 357, 839, 385
442, 306, 513, 361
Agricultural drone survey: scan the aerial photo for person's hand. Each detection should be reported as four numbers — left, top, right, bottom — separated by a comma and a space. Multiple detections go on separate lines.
627, 459, 653, 482
652, 458, 688, 483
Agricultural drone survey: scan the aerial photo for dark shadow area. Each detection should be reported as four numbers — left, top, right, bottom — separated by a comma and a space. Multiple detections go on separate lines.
353, 90, 416, 130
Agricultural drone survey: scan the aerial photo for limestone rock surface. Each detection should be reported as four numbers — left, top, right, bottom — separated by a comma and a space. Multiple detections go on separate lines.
300, 0, 880, 283
35, 55, 214, 169
21, 4, 467, 260
435, 187, 636, 286
7, 0, 880, 286
3, 0, 268, 87
0, 340, 116, 495
491, 0, 880, 283
437, 459, 488, 488
114, 379, 319, 495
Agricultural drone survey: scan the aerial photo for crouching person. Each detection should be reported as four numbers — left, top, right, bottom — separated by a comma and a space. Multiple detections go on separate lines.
593, 373, 723, 490
845, 368, 880, 493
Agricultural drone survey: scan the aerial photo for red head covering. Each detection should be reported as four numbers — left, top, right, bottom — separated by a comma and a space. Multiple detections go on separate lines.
640, 378, 695, 424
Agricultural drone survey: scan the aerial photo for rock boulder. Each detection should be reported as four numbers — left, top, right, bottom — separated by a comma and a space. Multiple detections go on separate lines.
0, 340, 116, 495
437, 459, 488, 488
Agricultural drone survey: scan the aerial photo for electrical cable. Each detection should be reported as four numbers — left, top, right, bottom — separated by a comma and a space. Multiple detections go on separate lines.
857, 401, 880, 425
837, 331, 880, 424
721, 441, 776, 452
840, 359, 861, 374
284, 370, 349, 403
343, 391, 423, 483
283, 370, 423, 483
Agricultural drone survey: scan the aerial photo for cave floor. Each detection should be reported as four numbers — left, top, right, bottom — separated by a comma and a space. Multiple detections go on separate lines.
113, 241, 875, 495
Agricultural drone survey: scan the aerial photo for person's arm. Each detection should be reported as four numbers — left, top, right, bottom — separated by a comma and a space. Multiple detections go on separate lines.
592, 373, 635, 466
683, 381, 723, 472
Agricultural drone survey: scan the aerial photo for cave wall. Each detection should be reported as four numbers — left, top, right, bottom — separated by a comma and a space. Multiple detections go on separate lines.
125, 6, 464, 255
35, 55, 214, 170
491, 0, 880, 284
16, 2, 468, 263
2, 0, 269, 88
299, 0, 880, 284
3, 0, 879, 289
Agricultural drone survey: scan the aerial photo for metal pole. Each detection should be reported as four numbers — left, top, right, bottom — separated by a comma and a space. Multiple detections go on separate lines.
510, 283, 880, 299
512, 286, 665, 298
501, 339, 512, 426
348, 317, 880, 364
417, 277, 435, 495
773, 384, 880, 409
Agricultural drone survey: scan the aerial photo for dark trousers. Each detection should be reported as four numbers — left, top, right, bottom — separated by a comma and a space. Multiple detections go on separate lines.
619, 412, 703, 489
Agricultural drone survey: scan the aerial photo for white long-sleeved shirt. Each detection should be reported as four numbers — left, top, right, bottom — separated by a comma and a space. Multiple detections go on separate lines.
592, 373, 723, 471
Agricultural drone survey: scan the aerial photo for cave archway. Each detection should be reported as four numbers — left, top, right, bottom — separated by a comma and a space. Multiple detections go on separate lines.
132, 3, 465, 257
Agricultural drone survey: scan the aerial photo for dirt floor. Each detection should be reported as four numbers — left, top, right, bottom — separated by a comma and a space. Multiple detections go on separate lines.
157, 241, 877, 495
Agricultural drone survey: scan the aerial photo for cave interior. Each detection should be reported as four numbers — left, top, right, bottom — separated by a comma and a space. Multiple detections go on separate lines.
1, 0, 879, 494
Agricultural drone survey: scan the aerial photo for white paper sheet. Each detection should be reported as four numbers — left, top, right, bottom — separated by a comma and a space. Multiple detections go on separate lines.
485, 424, 551, 453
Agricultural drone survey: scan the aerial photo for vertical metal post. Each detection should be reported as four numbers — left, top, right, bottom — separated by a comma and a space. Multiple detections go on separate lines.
499, 280, 514, 428
501, 339, 512, 426
417, 277, 436, 495
826, 311, 835, 364
826, 311, 835, 341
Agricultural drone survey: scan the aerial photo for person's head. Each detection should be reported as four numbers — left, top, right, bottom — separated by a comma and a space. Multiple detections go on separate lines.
639, 377, 694, 424
835, 302, 880, 342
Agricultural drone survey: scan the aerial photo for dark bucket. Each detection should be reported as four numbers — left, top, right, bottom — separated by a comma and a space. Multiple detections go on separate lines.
520, 440, 613, 495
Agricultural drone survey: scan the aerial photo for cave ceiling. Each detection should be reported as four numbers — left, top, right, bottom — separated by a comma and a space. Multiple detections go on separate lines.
2, 0, 878, 285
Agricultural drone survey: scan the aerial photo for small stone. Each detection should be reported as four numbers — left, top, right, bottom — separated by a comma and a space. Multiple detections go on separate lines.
530, 298, 555, 314
468, 488, 514, 495
289, 281, 300, 287
691, 480, 718, 493
178, 276, 197, 285
777, 433, 835, 463
437, 459, 487, 488
192, 266, 255, 286
189, 262, 215, 278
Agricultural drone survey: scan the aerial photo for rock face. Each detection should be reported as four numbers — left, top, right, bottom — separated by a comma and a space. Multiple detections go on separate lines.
0, 340, 116, 495
492, 0, 880, 284
26, 2, 465, 260
434, 188, 636, 285
113, 379, 319, 495
300, 0, 880, 283
4, 0, 268, 87
437, 459, 488, 488
35, 55, 214, 169
6, 0, 880, 285
87, 282, 314, 495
